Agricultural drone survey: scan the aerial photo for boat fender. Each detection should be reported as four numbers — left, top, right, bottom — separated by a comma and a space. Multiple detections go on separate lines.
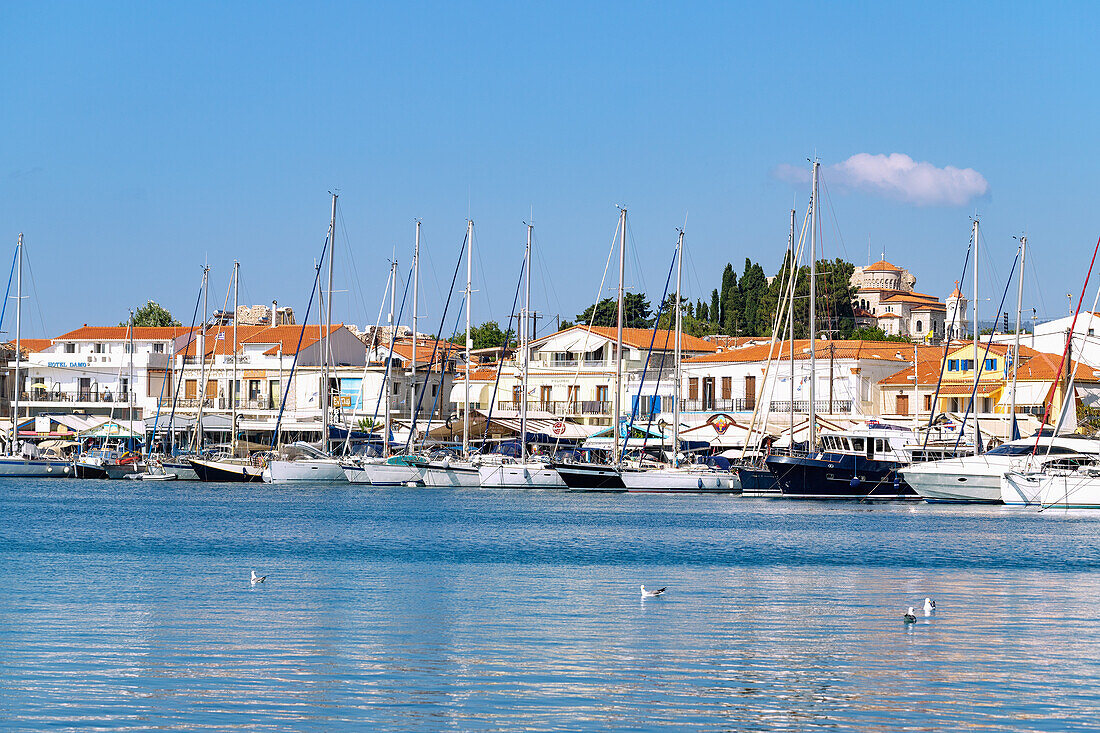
850, 477, 860, 489
893, 474, 901, 492
698, 477, 704, 489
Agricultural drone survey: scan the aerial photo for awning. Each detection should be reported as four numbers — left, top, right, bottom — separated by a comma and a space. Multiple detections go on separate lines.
936, 383, 1002, 397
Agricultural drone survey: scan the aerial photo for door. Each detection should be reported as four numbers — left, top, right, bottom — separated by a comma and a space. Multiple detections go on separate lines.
722, 376, 732, 400
185, 379, 197, 400
896, 394, 909, 416
567, 385, 579, 412
79, 377, 92, 401
512, 385, 523, 410
702, 378, 715, 410
539, 385, 552, 411
744, 376, 756, 410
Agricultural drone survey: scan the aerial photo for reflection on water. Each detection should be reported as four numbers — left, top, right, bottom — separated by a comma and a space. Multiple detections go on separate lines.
2, 482, 1100, 730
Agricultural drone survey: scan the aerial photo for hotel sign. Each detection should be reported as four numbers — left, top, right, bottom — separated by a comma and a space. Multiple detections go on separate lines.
46, 361, 88, 368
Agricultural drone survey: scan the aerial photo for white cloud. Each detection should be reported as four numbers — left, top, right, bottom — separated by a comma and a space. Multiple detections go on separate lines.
774, 153, 989, 207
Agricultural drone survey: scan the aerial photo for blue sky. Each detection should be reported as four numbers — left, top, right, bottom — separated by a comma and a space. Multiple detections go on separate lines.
2, 1, 1096, 338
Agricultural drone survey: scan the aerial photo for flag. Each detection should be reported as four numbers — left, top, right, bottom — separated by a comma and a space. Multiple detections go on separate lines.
215, 332, 225, 341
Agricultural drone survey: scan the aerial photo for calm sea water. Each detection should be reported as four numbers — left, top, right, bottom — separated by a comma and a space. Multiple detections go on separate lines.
3, 480, 1100, 731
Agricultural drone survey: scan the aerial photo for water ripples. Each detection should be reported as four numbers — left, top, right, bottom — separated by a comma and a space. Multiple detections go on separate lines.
3, 481, 1100, 730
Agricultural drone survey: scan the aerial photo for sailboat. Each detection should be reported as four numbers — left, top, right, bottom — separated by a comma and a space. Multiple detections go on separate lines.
618, 228, 738, 492
478, 222, 566, 489
552, 208, 631, 492
188, 261, 265, 482
0, 234, 72, 477
266, 193, 348, 483
341, 222, 430, 486
421, 219, 482, 488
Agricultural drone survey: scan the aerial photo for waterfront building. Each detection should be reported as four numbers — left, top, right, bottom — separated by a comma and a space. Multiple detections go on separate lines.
448, 325, 717, 428
850, 260, 949, 342
876, 342, 1100, 437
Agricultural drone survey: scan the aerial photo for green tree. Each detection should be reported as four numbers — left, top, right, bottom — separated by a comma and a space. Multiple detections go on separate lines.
718, 264, 736, 325
708, 289, 720, 326
124, 300, 181, 327
850, 327, 912, 342
449, 320, 510, 349
696, 299, 708, 322
738, 258, 769, 336
574, 293, 652, 328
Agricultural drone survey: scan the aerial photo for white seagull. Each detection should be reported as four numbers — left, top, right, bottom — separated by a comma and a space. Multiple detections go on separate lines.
250, 570, 267, 584
903, 607, 916, 623
924, 598, 936, 614
640, 585, 666, 598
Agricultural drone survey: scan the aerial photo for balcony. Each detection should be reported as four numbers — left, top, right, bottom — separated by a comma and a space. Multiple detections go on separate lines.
496, 400, 611, 416
160, 397, 280, 410
21, 390, 133, 404
543, 359, 609, 368
768, 400, 853, 414
680, 398, 750, 412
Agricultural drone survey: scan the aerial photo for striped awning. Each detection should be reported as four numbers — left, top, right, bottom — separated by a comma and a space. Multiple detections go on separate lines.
936, 383, 1002, 397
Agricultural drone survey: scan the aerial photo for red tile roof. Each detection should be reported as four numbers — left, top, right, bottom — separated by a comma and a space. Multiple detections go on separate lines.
684, 339, 927, 364
570, 325, 717, 353
864, 260, 902, 272
54, 326, 194, 341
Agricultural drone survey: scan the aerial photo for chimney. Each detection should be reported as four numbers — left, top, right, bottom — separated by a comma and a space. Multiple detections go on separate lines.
272, 300, 278, 326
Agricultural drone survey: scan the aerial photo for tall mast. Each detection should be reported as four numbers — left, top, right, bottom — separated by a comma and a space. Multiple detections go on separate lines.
11, 233, 21, 453
1010, 235, 1027, 428
128, 310, 134, 453
411, 220, 420, 437
231, 260, 239, 457
788, 209, 796, 446
322, 192, 337, 455
972, 217, 980, 453
384, 259, 396, 458
613, 207, 626, 464
464, 219, 473, 456
193, 264, 209, 452
673, 228, 684, 468
808, 161, 819, 448
521, 223, 532, 463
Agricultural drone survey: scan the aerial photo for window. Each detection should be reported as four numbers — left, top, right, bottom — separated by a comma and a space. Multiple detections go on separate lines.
688, 378, 698, 400
64, 343, 75, 354
948, 359, 958, 371
512, 385, 522, 406
744, 376, 756, 410
915, 321, 922, 333
567, 385, 579, 406
153, 343, 165, 353
248, 379, 261, 400
539, 385, 552, 407
985, 359, 997, 371
721, 376, 732, 400
924, 394, 933, 411
875, 438, 888, 452
185, 379, 197, 399
120, 378, 129, 398
596, 385, 609, 403
94, 343, 105, 353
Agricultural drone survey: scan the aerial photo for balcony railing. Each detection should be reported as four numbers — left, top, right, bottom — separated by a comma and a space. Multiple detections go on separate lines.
496, 399, 611, 415
544, 359, 609, 368
21, 390, 133, 404
679, 398, 750, 412
160, 397, 279, 410
768, 400, 853, 414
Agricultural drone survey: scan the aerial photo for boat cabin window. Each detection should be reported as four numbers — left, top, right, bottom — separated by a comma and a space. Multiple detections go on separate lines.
875, 438, 889, 453
850, 437, 865, 453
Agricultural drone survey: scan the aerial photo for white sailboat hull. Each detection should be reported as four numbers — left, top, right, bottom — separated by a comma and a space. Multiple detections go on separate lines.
342, 461, 424, 485
1002, 472, 1100, 508
266, 458, 348, 483
422, 463, 481, 488
621, 468, 740, 493
477, 463, 566, 489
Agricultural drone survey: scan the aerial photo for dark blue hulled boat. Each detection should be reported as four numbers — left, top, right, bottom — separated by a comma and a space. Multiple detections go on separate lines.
764, 427, 923, 500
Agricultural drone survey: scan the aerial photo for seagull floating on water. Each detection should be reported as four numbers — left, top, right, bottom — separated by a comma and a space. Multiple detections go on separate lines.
903, 607, 916, 623
924, 598, 936, 613
250, 570, 267, 584
641, 585, 666, 598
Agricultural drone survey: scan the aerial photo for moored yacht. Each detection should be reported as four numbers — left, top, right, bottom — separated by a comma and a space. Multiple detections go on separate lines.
341, 454, 426, 485
903, 434, 1100, 503
265, 441, 347, 483
1002, 464, 1100, 508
